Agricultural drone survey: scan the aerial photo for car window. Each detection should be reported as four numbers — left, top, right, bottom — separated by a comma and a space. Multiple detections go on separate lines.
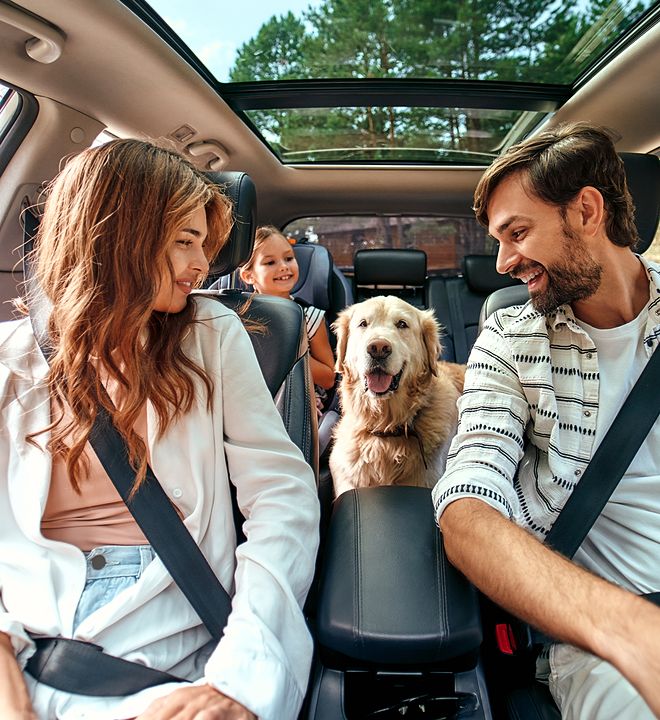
283, 215, 494, 273
0, 82, 21, 142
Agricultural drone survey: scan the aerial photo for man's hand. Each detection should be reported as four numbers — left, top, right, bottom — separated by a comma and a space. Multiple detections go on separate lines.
135, 684, 257, 720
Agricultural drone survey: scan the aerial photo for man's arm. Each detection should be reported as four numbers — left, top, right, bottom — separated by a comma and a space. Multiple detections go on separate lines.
440, 498, 660, 717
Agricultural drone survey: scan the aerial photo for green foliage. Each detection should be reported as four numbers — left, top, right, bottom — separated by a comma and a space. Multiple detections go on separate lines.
228, 0, 651, 160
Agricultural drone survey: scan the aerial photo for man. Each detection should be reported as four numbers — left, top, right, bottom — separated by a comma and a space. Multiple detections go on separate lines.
433, 123, 660, 719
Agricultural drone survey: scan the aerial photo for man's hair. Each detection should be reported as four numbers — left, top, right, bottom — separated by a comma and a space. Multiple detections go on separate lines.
473, 122, 639, 248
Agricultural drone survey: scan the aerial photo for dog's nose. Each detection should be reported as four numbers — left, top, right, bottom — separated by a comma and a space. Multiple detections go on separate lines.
367, 340, 392, 359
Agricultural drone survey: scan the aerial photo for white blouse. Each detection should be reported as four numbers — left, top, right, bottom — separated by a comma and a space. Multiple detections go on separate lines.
0, 296, 320, 720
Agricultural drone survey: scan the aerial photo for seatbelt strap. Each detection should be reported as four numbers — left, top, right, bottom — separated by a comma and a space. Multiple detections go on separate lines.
28, 313, 233, 644
23, 209, 233, 641
446, 280, 468, 363
544, 346, 660, 559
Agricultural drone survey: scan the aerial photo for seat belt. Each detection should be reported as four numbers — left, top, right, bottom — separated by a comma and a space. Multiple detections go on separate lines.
544, 346, 660, 560
446, 280, 469, 363
497, 346, 660, 657
23, 214, 236, 695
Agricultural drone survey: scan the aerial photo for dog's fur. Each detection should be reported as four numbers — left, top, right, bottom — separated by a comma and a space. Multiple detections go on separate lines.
330, 296, 465, 498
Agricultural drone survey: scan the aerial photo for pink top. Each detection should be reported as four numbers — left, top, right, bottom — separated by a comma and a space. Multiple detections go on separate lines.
41, 400, 148, 551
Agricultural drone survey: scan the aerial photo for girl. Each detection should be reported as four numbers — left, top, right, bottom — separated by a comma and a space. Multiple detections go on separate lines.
238, 227, 336, 410
0, 140, 319, 720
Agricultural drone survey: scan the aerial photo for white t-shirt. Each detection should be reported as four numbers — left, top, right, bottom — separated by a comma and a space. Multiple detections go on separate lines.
573, 310, 660, 593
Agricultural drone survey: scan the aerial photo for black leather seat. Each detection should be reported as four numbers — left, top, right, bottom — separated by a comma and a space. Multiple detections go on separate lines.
291, 238, 354, 330
306, 487, 488, 720
353, 248, 427, 307
201, 171, 319, 479
427, 254, 522, 363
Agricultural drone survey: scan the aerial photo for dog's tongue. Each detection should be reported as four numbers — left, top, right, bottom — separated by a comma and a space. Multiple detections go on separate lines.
366, 369, 394, 393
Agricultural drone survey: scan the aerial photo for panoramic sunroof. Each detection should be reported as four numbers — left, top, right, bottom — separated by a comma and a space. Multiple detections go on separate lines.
127, 0, 659, 164
242, 105, 528, 165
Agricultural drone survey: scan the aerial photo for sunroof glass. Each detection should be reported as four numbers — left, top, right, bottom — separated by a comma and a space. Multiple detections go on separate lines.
135, 0, 658, 164
245, 106, 535, 164
143, 0, 657, 86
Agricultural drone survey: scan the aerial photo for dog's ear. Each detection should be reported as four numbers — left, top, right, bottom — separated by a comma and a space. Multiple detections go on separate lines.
332, 307, 352, 373
420, 309, 441, 377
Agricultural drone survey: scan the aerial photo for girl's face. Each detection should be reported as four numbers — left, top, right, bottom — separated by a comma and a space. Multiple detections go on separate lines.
152, 204, 209, 314
241, 233, 299, 298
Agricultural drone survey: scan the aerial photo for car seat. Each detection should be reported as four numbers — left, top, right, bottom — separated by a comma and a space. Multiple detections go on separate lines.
352, 248, 427, 307
200, 171, 319, 480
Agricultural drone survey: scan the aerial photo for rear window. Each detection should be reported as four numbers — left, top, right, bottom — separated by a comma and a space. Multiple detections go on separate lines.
283, 215, 494, 274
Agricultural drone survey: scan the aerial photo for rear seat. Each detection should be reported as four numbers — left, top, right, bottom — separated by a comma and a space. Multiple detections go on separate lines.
427, 254, 522, 363
353, 248, 427, 307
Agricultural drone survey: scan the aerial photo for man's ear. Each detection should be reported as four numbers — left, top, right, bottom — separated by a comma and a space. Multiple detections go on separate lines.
575, 186, 605, 238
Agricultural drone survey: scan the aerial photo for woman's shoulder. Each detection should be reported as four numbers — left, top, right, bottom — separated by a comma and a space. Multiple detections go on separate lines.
0, 317, 46, 380
191, 294, 241, 324
0, 316, 35, 350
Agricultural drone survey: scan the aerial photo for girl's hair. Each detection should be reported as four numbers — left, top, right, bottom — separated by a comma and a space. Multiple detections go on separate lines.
240, 224, 288, 274
29, 138, 233, 491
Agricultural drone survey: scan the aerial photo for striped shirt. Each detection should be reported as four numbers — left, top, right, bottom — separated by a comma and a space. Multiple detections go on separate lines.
303, 304, 325, 340
433, 257, 660, 559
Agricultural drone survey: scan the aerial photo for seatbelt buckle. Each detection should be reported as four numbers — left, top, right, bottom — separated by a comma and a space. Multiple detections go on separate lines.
495, 620, 534, 656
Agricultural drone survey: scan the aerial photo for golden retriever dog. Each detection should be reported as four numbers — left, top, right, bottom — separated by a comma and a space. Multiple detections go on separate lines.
330, 296, 465, 498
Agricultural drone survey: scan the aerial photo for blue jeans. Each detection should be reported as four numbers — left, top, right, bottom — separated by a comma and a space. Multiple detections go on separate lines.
74, 545, 154, 629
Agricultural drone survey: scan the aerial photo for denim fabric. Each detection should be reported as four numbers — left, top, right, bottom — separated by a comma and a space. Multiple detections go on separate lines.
73, 545, 154, 630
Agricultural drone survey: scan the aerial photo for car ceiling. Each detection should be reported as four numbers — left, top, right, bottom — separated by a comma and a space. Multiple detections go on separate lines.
0, 0, 659, 230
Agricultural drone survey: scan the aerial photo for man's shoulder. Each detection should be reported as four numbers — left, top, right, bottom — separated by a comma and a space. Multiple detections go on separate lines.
486, 300, 548, 335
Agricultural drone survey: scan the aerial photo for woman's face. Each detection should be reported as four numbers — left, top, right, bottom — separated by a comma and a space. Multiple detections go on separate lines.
152, 205, 209, 314
240, 233, 299, 299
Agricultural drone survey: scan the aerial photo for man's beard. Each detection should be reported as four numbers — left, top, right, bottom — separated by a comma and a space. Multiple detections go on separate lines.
515, 224, 603, 315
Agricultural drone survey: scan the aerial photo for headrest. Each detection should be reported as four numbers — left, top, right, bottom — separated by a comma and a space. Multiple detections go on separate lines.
292, 242, 333, 310
353, 249, 427, 286
205, 171, 257, 276
620, 152, 660, 254
479, 284, 530, 332
463, 254, 522, 295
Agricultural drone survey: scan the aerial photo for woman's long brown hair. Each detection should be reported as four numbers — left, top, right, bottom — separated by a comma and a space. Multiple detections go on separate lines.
29, 139, 233, 491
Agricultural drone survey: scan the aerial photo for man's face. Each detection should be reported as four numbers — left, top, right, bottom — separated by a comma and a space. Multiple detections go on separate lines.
487, 172, 602, 314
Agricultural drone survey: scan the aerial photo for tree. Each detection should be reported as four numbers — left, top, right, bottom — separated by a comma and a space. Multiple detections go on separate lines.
227, 0, 647, 160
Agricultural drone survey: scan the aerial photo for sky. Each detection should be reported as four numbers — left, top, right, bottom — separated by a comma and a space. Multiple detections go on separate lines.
146, 0, 321, 82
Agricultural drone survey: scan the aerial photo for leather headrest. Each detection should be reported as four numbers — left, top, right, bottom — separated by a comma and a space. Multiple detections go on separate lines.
463, 254, 522, 295
354, 249, 427, 286
205, 171, 257, 276
620, 152, 660, 254
292, 242, 333, 310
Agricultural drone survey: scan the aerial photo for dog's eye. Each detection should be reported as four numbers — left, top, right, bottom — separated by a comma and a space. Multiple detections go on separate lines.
357, 319, 368, 328
396, 320, 408, 329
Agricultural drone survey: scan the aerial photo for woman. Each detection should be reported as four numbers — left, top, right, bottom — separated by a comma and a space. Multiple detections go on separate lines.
0, 140, 319, 719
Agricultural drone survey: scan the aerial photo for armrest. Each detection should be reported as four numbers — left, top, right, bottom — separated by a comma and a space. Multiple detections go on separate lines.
317, 486, 482, 666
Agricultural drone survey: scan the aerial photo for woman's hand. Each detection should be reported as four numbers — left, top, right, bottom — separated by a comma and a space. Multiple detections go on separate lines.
135, 684, 257, 719
0, 633, 37, 720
